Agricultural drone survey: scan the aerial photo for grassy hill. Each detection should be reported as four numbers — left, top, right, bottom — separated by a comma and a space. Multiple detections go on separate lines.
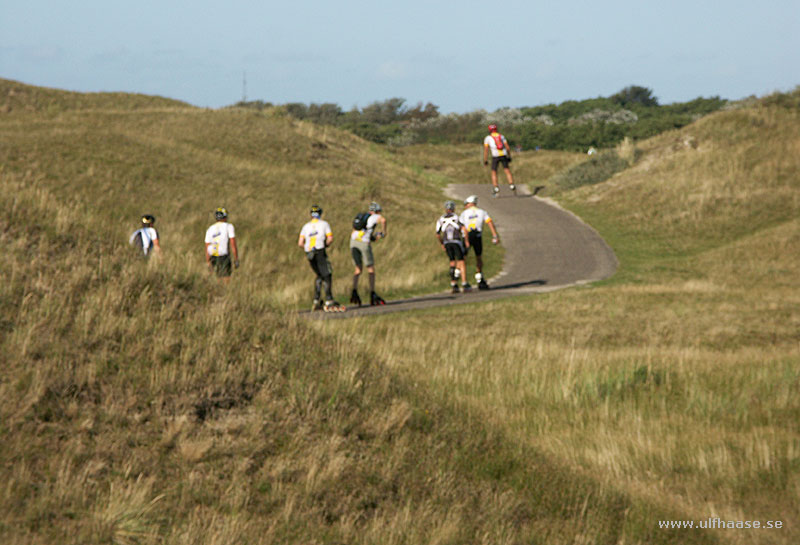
327, 90, 800, 543
0, 79, 188, 115
1, 77, 798, 544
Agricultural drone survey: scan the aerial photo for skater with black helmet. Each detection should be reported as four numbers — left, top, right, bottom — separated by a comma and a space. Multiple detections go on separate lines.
459, 195, 499, 290
436, 200, 471, 293
205, 207, 239, 283
130, 214, 162, 258
298, 205, 344, 312
483, 123, 516, 197
349, 201, 387, 307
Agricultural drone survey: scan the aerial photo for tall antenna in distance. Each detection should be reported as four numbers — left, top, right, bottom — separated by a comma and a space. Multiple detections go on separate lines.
242, 71, 247, 103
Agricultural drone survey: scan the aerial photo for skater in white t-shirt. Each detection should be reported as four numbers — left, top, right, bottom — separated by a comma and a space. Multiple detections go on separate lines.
130, 214, 162, 258
204, 207, 239, 283
483, 123, 516, 197
298, 205, 344, 312
459, 195, 499, 290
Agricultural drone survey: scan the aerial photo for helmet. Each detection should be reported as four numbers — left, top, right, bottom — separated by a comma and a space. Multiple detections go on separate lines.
444, 200, 456, 211
214, 207, 228, 220
464, 195, 478, 206
488, 123, 498, 132
141, 214, 155, 225
368, 202, 382, 212
310, 204, 323, 217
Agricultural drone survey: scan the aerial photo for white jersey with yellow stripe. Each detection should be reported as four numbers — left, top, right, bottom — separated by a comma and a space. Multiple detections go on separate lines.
300, 218, 332, 252
205, 222, 236, 257
459, 207, 492, 233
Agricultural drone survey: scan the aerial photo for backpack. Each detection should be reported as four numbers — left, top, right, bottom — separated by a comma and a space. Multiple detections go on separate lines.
352, 212, 370, 231
130, 228, 155, 256
439, 215, 463, 243
491, 133, 505, 151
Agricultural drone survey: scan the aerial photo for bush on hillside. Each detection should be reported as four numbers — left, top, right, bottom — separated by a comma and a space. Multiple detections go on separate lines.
761, 86, 800, 109
232, 85, 727, 151
546, 150, 630, 192
567, 109, 638, 126
232, 99, 274, 111
611, 85, 659, 107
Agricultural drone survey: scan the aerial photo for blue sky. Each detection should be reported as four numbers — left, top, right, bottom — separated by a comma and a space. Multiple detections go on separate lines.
1, 0, 797, 112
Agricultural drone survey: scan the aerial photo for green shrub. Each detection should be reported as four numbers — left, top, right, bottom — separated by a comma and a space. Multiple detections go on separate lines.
230, 86, 730, 152
547, 151, 629, 192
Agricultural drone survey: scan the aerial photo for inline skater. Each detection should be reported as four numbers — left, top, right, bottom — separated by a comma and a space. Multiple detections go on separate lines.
204, 207, 239, 283
435, 201, 471, 293
298, 205, 344, 312
483, 123, 516, 197
130, 214, 162, 258
350, 201, 387, 306
459, 195, 499, 290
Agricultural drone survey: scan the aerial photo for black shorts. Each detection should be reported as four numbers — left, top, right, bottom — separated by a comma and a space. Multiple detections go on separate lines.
491, 156, 510, 171
444, 242, 465, 261
466, 231, 483, 256
306, 249, 332, 278
210, 255, 232, 277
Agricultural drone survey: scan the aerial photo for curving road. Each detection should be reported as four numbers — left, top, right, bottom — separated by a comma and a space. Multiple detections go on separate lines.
308, 184, 617, 319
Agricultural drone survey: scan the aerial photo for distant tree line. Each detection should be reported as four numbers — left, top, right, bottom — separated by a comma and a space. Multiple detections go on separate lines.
232, 86, 727, 151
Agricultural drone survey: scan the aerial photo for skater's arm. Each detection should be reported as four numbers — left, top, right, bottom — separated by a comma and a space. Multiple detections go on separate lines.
230, 237, 239, 267
487, 218, 499, 242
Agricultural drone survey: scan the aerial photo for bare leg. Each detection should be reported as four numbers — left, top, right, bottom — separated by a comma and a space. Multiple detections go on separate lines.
504, 167, 514, 186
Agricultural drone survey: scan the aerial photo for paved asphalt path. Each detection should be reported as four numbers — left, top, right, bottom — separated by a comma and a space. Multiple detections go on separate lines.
306, 184, 617, 319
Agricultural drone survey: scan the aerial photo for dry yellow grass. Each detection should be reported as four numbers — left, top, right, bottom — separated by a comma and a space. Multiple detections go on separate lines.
2, 78, 797, 544
323, 94, 800, 544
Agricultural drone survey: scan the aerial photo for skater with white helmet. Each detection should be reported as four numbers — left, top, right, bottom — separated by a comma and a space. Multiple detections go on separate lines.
349, 201, 387, 307
436, 200, 471, 293
298, 205, 344, 312
483, 123, 516, 197
459, 195, 499, 290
